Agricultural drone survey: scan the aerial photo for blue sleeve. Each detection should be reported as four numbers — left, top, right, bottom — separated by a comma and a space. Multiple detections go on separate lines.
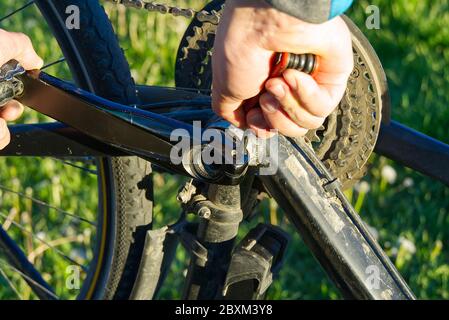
265, 0, 354, 24
329, 0, 354, 20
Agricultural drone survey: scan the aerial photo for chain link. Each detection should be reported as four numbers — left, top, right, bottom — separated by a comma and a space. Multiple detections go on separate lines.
104, 0, 222, 24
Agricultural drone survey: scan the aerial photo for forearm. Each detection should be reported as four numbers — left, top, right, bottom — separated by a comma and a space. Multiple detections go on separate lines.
264, 0, 354, 23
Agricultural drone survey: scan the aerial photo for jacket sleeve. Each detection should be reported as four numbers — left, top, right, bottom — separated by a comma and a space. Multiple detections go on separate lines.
264, 0, 354, 24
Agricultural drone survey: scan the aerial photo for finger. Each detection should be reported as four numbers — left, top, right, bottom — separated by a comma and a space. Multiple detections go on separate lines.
246, 107, 275, 138
259, 92, 309, 137
0, 29, 44, 70
211, 91, 247, 128
265, 77, 326, 128
279, 69, 345, 118
0, 118, 11, 150
263, 16, 351, 66
0, 100, 24, 121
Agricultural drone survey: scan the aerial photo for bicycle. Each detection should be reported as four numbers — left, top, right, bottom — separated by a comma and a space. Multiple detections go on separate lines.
0, 0, 447, 300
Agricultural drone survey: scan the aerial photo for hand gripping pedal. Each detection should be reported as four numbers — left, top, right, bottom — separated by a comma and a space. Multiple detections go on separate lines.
222, 223, 290, 300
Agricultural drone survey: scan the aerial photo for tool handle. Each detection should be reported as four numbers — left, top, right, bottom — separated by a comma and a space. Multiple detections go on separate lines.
271, 53, 319, 78
244, 53, 319, 112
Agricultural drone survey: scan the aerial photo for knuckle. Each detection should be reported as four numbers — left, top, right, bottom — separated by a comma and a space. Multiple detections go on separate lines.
10, 32, 33, 55
211, 102, 226, 118
15, 32, 31, 44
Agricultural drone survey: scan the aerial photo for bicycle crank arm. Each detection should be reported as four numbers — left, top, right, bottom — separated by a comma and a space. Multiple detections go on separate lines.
13, 70, 248, 185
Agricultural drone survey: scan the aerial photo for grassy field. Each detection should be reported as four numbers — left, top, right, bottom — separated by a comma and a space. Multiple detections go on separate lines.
0, 0, 448, 300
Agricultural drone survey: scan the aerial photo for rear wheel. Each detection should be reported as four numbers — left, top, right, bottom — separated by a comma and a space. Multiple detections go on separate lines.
0, 0, 153, 299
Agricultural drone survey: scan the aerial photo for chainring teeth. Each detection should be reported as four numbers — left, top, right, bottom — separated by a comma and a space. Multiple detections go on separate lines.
175, 0, 387, 189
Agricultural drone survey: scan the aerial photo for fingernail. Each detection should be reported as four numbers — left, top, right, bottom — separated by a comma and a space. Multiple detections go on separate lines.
261, 94, 280, 114
268, 84, 285, 99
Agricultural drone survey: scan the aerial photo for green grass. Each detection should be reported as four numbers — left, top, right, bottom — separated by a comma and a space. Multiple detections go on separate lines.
347, 0, 449, 299
0, 0, 448, 299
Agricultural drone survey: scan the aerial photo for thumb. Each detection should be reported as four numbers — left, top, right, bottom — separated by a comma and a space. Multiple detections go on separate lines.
20, 47, 44, 70
0, 30, 43, 70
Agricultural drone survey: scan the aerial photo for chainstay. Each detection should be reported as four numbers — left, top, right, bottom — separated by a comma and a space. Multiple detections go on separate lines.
104, 0, 222, 24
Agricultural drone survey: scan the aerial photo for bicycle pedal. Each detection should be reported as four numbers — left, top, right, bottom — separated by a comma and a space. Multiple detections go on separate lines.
0, 60, 25, 106
222, 223, 290, 300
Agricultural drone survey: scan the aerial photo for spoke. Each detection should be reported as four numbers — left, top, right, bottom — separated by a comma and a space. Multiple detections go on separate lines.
0, 1, 35, 23
0, 258, 59, 300
42, 57, 67, 71
27, 235, 84, 263
175, 86, 211, 94
50, 157, 98, 175
0, 212, 88, 272
140, 98, 211, 110
0, 224, 56, 299
0, 265, 23, 299
144, 85, 211, 95
175, 87, 212, 94
174, 86, 211, 94
0, 185, 96, 226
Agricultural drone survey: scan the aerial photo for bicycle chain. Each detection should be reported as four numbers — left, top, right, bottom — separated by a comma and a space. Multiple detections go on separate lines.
104, 0, 221, 24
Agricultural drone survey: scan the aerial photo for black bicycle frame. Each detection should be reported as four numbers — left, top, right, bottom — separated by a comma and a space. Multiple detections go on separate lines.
0, 70, 448, 299
8, 71, 249, 185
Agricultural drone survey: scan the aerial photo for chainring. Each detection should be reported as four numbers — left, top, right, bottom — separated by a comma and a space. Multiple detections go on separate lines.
175, 0, 391, 190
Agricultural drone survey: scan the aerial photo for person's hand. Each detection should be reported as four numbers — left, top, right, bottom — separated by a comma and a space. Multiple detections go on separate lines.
0, 29, 43, 149
212, 0, 354, 137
